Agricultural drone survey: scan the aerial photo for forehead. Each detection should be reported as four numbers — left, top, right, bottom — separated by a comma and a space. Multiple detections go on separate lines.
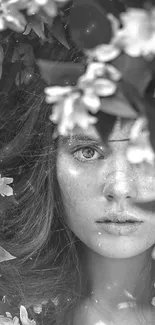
69, 118, 134, 142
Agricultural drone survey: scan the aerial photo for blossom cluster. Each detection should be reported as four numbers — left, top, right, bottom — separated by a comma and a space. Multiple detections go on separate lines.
44, 6, 155, 167
45, 51, 121, 136
0, 0, 68, 32
0, 305, 36, 325
45, 6, 155, 133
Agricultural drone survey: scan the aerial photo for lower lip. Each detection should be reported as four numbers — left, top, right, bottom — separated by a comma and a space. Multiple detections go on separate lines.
97, 222, 143, 236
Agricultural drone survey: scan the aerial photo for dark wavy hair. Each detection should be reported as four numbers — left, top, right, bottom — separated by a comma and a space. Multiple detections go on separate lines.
0, 41, 86, 325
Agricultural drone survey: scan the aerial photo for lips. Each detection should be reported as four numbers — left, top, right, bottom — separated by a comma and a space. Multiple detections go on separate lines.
96, 213, 143, 224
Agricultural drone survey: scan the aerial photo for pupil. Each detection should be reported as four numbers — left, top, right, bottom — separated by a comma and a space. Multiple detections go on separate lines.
82, 148, 94, 158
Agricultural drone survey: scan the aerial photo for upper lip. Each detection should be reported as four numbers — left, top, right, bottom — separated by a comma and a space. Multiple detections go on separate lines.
96, 213, 143, 223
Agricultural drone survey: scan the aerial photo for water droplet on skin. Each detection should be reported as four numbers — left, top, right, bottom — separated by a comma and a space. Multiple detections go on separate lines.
124, 290, 136, 300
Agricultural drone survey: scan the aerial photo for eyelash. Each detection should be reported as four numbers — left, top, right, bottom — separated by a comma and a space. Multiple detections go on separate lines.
71, 145, 105, 162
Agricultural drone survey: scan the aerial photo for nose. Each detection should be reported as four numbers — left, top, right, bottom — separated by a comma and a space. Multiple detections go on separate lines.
103, 172, 138, 203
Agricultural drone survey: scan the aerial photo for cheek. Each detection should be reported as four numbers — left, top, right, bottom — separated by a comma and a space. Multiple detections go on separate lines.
56, 154, 155, 258
56, 155, 102, 241
137, 165, 155, 199
57, 159, 97, 212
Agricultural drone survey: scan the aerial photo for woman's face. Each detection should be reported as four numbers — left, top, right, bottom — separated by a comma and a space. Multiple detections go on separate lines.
56, 119, 155, 258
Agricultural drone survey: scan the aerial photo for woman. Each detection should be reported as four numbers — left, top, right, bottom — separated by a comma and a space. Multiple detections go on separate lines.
1, 1, 155, 325
0, 77, 155, 325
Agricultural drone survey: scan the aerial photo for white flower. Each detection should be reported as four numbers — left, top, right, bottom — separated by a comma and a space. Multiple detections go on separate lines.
78, 62, 121, 107
0, 1, 27, 31
126, 117, 155, 165
26, 0, 68, 16
0, 306, 35, 325
85, 43, 121, 62
45, 86, 72, 103
112, 8, 155, 58
45, 61, 121, 135
0, 174, 13, 197
20, 306, 36, 325
0, 315, 20, 324
49, 92, 97, 136
79, 62, 106, 80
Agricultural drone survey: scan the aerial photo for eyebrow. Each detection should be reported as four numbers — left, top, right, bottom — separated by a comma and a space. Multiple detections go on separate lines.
60, 134, 130, 144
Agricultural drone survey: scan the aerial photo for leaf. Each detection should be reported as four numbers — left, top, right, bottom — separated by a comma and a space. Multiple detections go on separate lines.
37, 59, 85, 85
0, 247, 16, 262
0, 45, 4, 65
69, 0, 112, 49
95, 110, 116, 143
52, 16, 70, 49
31, 20, 45, 40
132, 200, 155, 212
0, 45, 4, 79
0, 61, 20, 95
121, 80, 146, 115
100, 84, 138, 118
15, 43, 34, 66
113, 54, 152, 95
144, 97, 155, 152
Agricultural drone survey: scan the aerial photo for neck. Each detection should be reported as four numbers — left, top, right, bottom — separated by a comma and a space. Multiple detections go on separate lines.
83, 246, 154, 311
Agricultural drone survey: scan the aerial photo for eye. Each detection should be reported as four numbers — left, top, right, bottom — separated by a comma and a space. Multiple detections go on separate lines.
73, 146, 105, 162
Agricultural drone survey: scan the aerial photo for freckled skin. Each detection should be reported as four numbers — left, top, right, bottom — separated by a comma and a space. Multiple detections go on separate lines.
56, 120, 155, 259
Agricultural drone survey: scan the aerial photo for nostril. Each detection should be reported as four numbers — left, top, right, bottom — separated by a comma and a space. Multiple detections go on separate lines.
106, 195, 114, 201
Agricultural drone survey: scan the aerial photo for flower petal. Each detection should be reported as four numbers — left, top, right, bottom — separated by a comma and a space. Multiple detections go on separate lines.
94, 79, 117, 96
73, 102, 97, 129
129, 117, 148, 141
45, 86, 72, 103
86, 44, 121, 62
126, 146, 146, 164
12, 317, 20, 325
79, 62, 105, 82
82, 92, 100, 112
0, 184, 13, 197
0, 246, 16, 262
20, 306, 36, 325
55, 93, 79, 136
106, 64, 121, 81
0, 315, 14, 324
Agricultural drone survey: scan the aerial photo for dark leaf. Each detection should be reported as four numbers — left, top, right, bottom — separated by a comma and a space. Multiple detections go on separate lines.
31, 20, 45, 40
121, 80, 146, 115
113, 54, 152, 95
0, 62, 20, 95
37, 59, 85, 85
100, 84, 138, 118
95, 111, 116, 143
69, 0, 112, 50
52, 16, 70, 49
133, 200, 155, 212
144, 97, 155, 151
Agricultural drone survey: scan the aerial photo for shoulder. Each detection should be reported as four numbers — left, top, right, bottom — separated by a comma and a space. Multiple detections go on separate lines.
72, 299, 110, 325
141, 306, 155, 325
73, 301, 155, 325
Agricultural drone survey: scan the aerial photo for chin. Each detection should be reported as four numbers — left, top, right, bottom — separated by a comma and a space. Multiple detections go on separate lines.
92, 239, 153, 259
